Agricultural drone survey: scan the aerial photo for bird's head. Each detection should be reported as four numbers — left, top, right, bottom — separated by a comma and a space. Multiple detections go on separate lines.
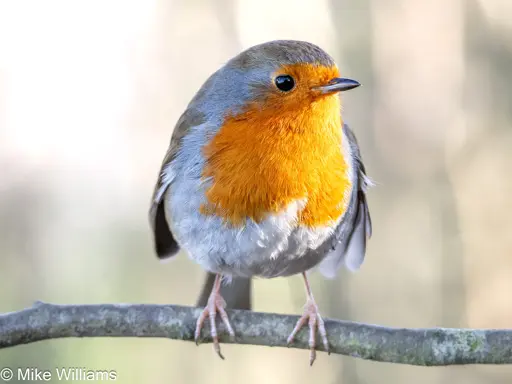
196, 40, 358, 124
229, 40, 358, 113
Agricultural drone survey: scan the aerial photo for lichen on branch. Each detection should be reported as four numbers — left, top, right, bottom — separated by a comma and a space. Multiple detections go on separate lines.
0, 302, 511, 366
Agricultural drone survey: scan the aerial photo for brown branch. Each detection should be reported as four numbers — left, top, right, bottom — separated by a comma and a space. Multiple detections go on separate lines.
0, 301, 511, 366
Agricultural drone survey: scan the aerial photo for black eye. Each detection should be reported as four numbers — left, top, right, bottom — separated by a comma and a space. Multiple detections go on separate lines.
275, 75, 295, 92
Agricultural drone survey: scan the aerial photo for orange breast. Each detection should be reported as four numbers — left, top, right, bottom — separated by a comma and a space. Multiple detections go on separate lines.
201, 70, 352, 228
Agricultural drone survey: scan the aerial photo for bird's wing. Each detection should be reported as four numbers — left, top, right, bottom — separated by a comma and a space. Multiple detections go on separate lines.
318, 124, 372, 277
149, 107, 204, 259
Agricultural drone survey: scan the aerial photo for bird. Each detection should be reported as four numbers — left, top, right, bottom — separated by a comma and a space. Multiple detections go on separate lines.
149, 40, 372, 365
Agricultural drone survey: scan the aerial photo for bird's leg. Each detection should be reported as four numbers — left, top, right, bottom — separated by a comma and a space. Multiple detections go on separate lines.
194, 273, 235, 359
287, 272, 329, 365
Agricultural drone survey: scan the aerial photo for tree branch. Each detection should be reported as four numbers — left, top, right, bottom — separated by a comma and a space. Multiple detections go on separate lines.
0, 302, 511, 366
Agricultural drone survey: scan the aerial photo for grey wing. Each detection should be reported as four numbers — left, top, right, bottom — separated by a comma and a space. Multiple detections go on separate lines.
318, 124, 372, 277
149, 109, 200, 259
149, 147, 180, 259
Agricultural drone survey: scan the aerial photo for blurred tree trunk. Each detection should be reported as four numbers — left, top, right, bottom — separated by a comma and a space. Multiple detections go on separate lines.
370, 0, 466, 383
0, 177, 56, 366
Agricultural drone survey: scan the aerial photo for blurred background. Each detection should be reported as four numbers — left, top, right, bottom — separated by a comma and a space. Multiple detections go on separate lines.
1, 0, 511, 382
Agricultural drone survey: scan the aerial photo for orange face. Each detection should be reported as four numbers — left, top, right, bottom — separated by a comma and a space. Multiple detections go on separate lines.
201, 64, 352, 228
264, 63, 342, 113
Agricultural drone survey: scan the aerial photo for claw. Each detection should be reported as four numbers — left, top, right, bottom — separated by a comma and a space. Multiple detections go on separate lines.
288, 299, 328, 365
194, 274, 234, 359
317, 315, 330, 354
213, 336, 225, 360
287, 314, 308, 345
287, 273, 330, 365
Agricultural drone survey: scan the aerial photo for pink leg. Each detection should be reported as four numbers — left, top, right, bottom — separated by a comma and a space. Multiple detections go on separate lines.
194, 274, 235, 359
287, 272, 330, 366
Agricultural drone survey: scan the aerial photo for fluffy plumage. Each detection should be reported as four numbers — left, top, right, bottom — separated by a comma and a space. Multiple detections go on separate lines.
148, 40, 372, 362
150, 40, 371, 279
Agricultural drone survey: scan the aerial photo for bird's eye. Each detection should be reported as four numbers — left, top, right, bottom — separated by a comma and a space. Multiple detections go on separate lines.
274, 75, 295, 92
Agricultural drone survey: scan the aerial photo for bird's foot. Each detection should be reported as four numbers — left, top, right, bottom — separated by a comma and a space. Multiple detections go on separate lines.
194, 289, 235, 359
287, 297, 329, 366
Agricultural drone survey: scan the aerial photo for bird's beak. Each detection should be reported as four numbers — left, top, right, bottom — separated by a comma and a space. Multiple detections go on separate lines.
314, 78, 361, 94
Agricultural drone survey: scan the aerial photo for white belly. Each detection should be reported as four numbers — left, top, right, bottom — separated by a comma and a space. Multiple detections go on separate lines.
165, 174, 340, 277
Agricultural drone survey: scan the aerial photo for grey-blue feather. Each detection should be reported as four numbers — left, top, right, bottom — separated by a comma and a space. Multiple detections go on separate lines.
318, 124, 372, 277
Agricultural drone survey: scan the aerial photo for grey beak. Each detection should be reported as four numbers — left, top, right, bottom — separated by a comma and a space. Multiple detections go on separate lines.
316, 78, 361, 94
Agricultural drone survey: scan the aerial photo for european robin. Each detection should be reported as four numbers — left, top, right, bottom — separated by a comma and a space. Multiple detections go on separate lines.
149, 40, 372, 365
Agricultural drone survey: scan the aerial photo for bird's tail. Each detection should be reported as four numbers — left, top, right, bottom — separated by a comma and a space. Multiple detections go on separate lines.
196, 273, 252, 310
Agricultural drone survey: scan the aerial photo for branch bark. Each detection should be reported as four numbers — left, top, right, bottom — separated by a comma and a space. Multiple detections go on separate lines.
0, 302, 511, 366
